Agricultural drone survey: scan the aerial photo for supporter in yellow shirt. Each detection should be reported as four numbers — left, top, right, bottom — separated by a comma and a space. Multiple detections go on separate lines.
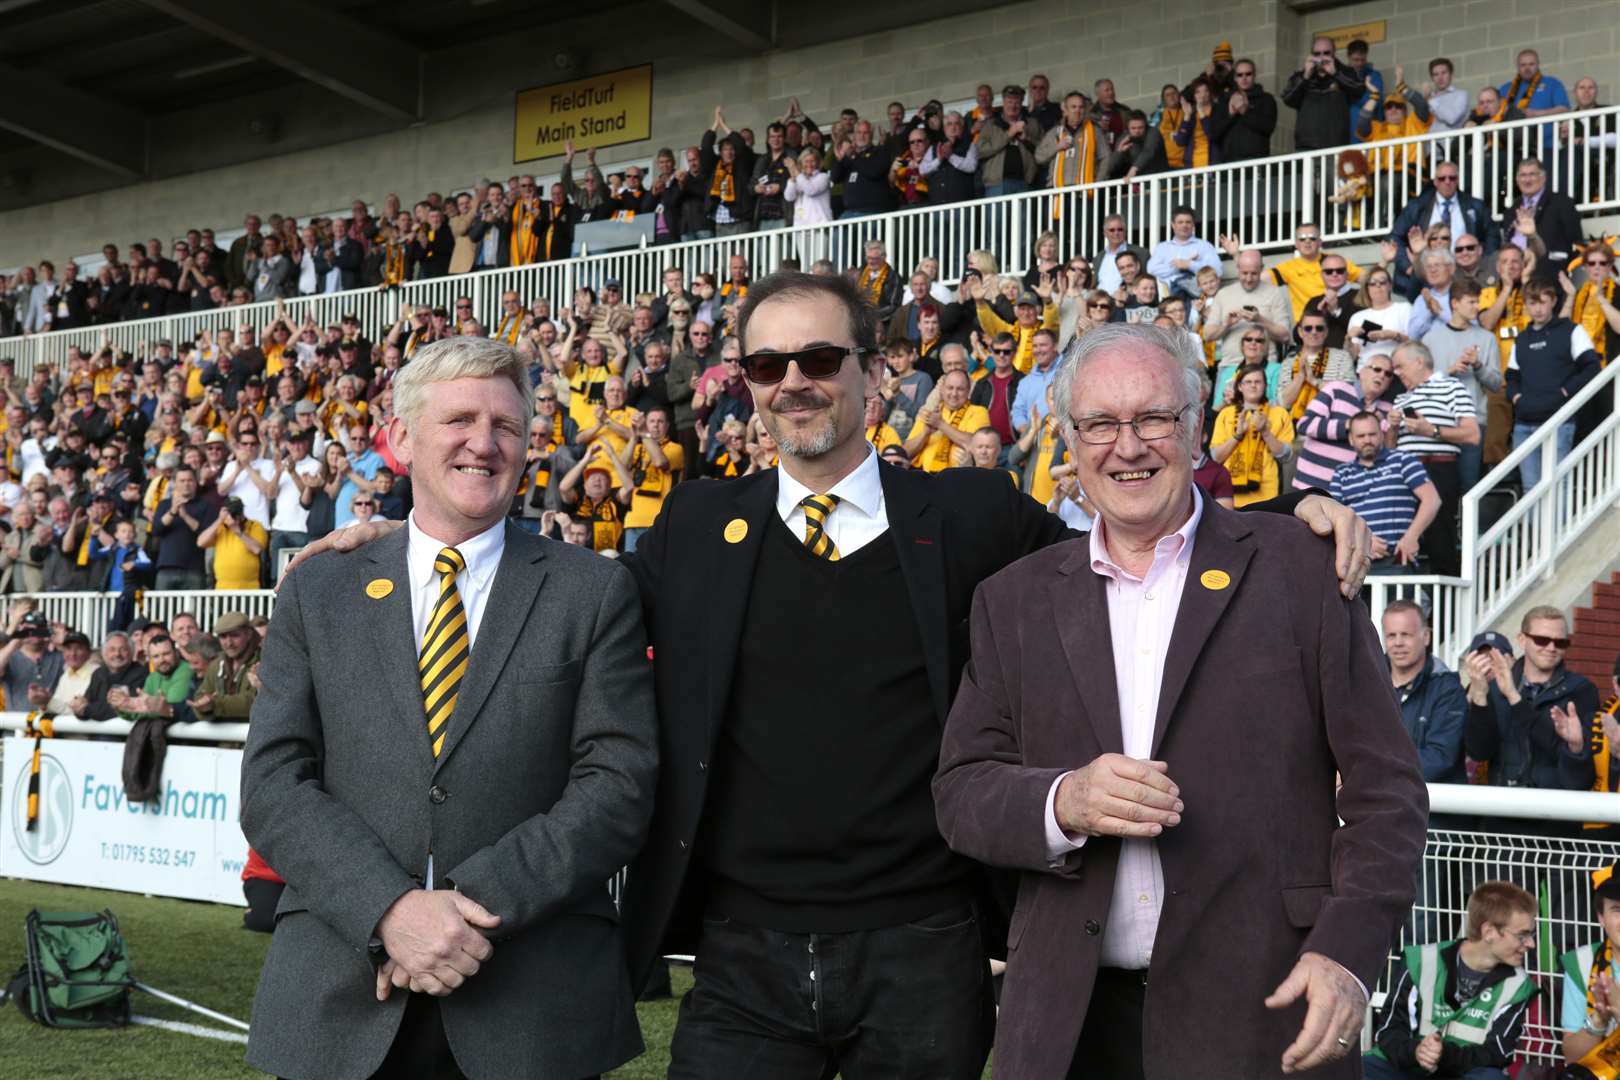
1265, 226, 1362, 322
577, 375, 637, 459
559, 442, 632, 553
197, 496, 267, 590
622, 408, 685, 552
864, 394, 902, 452
973, 281, 1059, 374
1210, 363, 1295, 507
903, 370, 990, 472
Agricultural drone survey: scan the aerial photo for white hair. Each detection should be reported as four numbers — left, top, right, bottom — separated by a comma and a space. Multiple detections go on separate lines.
392, 336, 533, 430
1051, 323, 1204, 450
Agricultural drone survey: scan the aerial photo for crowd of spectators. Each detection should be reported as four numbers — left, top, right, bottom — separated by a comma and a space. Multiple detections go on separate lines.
0, 40, 1613, 337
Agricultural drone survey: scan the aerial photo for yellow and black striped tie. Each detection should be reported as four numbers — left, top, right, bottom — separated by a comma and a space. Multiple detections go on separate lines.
800, 494, 841, 561
420, 547, 469, 758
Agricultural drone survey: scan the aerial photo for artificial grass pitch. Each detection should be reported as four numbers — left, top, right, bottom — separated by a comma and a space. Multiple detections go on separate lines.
0, 879, 686, 1079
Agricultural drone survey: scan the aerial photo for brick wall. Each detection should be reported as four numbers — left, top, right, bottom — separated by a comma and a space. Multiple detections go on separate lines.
0, 0, 1613, 266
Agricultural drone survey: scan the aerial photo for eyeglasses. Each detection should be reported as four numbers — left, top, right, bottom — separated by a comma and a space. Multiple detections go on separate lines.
1235, 69, 1255, 78
1298, 234, 1321, 243
1454, 243, 1480, 252
1312, 49, 1334, 57
689, 331, 711, 338
1322, 266, 1347, 276
1369, 278, 1392, 288
352, 499, 374, 507
991, 346, 1015, 355
455, 303, 472, 310
1088, 302, 1112, 311
1072, 405, 1191, 445
1434, 174, 1460, 183
1300, 324, 1328, 333
535, 395, 556, 403
1525, 633, 1571, 649
1588, 259, 1613, 268
1242, 336, 1266, 344
1365, 365, 1393, 377
741, 345, 866, 384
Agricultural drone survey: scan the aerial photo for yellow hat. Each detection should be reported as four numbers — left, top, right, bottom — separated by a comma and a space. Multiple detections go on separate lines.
1213, 41, 1234, 63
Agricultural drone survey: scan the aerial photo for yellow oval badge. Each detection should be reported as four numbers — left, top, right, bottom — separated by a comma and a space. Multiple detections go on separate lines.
365, 578, 395, 599
1199, 570, 1231, 591
723, 518, 748, 544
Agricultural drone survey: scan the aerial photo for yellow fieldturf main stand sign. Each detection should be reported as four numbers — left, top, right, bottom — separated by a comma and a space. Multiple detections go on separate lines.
514, 64, 653, 163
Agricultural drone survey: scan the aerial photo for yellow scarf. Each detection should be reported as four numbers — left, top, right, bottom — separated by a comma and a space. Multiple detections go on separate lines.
893, 157, 929, 202
713, 450, 740, 478
1051, 122, 1099, 221
1495, 72, 1542, 121
1574, 280, 1616, 365
511, 200, 540, 266
709, 160, 734, 203
1588, 697, 1620, 825
1159, 108, 1186, 167
1225, 404, 1272, 493
495, 313, 522, 345
933, 405, 969, 469
857, 264, 891, 307
720, 281, 747, 301
382, 240, 405, 287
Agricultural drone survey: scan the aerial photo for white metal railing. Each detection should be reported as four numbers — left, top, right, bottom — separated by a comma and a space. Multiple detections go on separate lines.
0, 712, 247, 743
12, 589, 275, 645
1, 106, 1616, 380
1366, 359, 1620, 668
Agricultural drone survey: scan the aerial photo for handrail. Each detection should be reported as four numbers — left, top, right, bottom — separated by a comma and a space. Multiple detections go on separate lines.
11, 589, 277, 647
2, 105, 1616, 379
0, 712, 247, 744
1428, 782, 1620, 824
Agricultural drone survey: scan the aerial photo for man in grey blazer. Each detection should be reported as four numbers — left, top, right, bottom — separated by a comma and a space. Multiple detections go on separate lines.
241, 336, 658, 1080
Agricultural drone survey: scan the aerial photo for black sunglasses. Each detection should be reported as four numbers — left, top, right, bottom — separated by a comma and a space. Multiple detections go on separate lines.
1525, 633, 1570, 649
741, 345, 867, 385
1455, 243, 1480, 252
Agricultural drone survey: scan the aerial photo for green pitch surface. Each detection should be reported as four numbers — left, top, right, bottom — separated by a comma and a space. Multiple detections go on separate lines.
0, 879, 686, 1079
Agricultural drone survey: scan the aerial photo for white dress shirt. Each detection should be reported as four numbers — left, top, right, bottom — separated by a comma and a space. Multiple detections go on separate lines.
407, 511, 505, 888
1043, 490, 1203, 970
774, 446, 888, 557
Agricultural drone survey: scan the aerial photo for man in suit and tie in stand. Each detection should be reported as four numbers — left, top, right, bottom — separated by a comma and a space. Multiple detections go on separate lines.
294, 277, 1377, 1079
934, 322, 1429, 1079
241, 336, 657, 1080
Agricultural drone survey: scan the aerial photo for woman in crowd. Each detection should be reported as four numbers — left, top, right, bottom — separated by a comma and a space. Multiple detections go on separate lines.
1210, 362, 1294, 507
1347, 266, 1413, 363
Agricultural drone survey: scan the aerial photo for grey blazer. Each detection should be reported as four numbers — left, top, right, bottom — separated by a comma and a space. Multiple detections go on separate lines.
241, 523, 657, 1080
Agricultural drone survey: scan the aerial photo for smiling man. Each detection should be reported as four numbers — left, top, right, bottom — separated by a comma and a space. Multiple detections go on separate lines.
242, 336, 656, 1079
933, 323, 1425, 1078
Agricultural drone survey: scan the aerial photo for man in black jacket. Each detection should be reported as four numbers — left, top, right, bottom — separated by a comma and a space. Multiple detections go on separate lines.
662, 146, 711, 241
1282, 37, 1367, 149
700, 108, 757, 237
1463, 615, 1598, 832
1210, 58, 1278, 161
407, 205, 453, 279
50, 260, 91, 330
830, 119, 896, 218
1388, 162, 1499, 279
923, 112, 978, 205
1498, 156, 1585, 276
1103, 111, 1170, 180
71, 630, 147, 721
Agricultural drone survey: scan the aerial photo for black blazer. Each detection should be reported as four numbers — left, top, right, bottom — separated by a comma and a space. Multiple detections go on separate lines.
1499, 189, 1583, 274
619, 463, 1068, 987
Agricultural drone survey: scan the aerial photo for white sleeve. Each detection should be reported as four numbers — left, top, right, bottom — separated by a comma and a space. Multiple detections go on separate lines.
1043, 772, 1087, 864
1571, 326, 1597, 355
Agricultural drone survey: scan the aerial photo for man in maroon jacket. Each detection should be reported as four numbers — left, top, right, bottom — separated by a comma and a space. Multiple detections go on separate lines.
934, 322, 1427, 1079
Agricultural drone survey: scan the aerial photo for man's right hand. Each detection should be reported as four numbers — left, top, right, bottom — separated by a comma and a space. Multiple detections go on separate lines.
1414, 1031, 1442, 1072
278, 519, 403, 586
1054, 754, 1183, 839
375, 889, 501, 999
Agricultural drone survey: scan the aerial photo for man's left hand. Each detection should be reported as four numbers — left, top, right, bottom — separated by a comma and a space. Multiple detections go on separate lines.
1265, 951, 1366, 1073
1293, 495, 1374, 597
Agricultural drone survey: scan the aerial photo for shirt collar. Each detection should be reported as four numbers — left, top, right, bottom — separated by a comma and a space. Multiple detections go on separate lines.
1089, 485, 1203, 582
776, 445, 884, 521
407, 511, 506, 594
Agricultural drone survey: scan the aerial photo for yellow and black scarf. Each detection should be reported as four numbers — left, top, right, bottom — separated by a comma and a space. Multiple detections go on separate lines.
494, 313, 523, 345
893, 157, 929, 203
858, 264, 891, 308
511, 200, 540, 266
1574, 280, 1617, 365
1226, 404, 1272, 492
24, 712, 52, 830
1585, 697, 1620, 830
1495, 72, 1542, 121
933, 404, 970, 469
709, 160, 735, 204
713, 450, 740, 478
382, 240, 406, 287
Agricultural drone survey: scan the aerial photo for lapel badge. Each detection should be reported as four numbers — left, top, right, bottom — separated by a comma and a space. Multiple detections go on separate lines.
723, 518, 748, 544
1199, 569, 1231, 591
365, 578, 395, 599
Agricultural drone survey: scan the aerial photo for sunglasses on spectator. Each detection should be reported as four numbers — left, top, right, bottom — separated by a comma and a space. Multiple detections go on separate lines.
1525, 633, 1570, 649
1435, 174, 1459, 183
352, 499, 374, 507
1322, 266, 1347, 275
1312, 49, 1334, 56
1242, 335, 1266, 344
1454, 242, 1480, 252
741, 346, 867, 384
1089, 302, 1112, 311
1588, 259, 1613, 267
1300, 323, 1328, 333
690, 330, 711, 338
992, 346, 1015, 355
1365, 365, 1392, 376
535, 395, 556, 403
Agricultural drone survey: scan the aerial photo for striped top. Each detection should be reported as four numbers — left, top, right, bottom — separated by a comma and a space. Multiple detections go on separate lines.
1330, 449, 1431, 544
1293, 380, 1389, 491
1392, 373, 1474, 458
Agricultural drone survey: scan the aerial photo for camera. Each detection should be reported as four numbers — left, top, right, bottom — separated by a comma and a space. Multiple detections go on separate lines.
1360, 320, 1384, 334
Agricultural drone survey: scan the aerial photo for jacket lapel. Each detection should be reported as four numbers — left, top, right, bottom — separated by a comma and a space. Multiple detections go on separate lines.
883, 467, 950, 725
361, 528, 436, 771
1150, 500, 1255, 758
704, 474, 777, 751
1052, 540, 1124, 756
433, 524, 547, 772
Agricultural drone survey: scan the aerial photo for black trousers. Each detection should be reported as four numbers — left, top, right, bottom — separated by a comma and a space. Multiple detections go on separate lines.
370, 993, 464, 1080
1068, 967, 1147, 1080
1418, 454, 1461, 577
667, 904, 993, 1079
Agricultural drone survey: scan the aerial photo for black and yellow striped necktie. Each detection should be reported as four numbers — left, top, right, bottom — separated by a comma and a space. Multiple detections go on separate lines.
800, 494, 841, 561
420, 547, 469, 758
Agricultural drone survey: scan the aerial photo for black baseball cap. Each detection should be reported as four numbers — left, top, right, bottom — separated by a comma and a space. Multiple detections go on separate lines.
62, 631, 91, 649
1467, 631, 1514, 655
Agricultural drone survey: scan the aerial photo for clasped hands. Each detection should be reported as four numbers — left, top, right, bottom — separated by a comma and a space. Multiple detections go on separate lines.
1053, 754, 1364, 1073
373, 888, 502, 1001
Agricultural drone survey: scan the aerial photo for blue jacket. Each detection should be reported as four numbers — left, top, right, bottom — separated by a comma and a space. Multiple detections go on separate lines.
1394, 654, 1468, 784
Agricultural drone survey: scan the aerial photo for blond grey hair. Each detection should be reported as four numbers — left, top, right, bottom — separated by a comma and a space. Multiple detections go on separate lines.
392, 336, 533, 431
